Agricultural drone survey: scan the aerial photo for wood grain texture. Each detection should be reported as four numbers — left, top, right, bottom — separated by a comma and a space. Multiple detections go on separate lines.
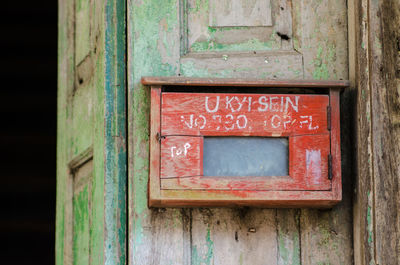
353, 0, 400, 264
191, 208, 278, 265
372, 1, 400, 264
160, 136, 203, 178
149, 86, 162, 202
127, 1, 185, 264
276, 209, 301, 265
180, 51, 305, 79
57, 0, 75, 264
129, 0, 352, 264
154, 189, 340, 208
352, 0, 374, 263
209, 0, 272, 27
291, 1, 353, 264
329, 90, 342, 200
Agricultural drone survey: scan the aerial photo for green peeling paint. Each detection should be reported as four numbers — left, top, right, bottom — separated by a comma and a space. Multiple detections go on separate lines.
188, 8, 280, 53
192, 228, 214, 265
367, 206, 373, 244
57, 0, 126, 264
104, 0, 127, 264
374, 36, 382, 50
367, 191, 373, 245
130, 1, 181, 261
239, 253, 244, 265
278, 232, 300, 265
191, 37, 279, 53
73, 186, 90, 265
277, 211, 301, 265
312, 44, 337, 80
189, 0, 209, 13
367, 191, 376, 265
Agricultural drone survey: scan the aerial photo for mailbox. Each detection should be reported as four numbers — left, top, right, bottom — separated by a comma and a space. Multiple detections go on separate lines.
142, 77, 348, 208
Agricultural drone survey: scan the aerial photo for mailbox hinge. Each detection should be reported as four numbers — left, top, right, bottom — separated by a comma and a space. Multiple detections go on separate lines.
328, 154, 333, 180
156, 132, 164, 142
327, 106, 331, 131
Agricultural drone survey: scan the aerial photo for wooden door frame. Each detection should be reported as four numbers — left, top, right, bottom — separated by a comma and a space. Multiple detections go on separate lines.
56, 0, 126, 264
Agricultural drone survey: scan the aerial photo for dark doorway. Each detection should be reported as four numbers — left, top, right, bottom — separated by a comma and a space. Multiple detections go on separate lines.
1, 2, 57, 265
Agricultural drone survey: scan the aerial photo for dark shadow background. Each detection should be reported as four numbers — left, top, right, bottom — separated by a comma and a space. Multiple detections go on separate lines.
1, 2, 57, 265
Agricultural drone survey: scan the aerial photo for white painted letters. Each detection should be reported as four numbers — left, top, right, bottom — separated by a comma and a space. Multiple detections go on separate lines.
258, 96, 268, 111
205, 96, 220, 113
170, 142, 191, 158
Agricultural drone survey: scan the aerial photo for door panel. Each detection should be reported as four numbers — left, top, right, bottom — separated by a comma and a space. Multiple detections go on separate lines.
183, 0, 301, 79
188, 0, 284, 52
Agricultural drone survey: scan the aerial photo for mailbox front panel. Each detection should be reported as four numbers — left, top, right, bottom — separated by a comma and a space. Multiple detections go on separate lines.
160, 92, 331, 191
147, 81, 343, 208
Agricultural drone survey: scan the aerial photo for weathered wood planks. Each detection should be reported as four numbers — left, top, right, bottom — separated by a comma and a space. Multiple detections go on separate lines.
128, 0, 353, 264
352, 0, 400, 264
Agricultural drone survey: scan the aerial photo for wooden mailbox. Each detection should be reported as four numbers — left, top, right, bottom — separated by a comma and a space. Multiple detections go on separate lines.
142, 77, 348, 208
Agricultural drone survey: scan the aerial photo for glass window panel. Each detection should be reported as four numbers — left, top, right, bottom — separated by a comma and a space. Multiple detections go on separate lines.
203, 137, 288, 177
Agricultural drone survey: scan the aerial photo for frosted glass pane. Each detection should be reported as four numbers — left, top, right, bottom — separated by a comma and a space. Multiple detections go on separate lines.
203, 137, 288, 177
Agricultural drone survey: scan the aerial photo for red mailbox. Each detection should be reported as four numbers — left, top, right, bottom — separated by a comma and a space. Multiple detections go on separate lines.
142, 77, 348, 208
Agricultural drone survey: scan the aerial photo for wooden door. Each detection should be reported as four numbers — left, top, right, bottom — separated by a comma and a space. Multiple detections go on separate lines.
128, 1, 353, 265
56, 0, 126, 264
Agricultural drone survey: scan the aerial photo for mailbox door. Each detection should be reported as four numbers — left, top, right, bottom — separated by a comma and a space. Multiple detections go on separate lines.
128, 1, 352, 265
159, 92, 332, 191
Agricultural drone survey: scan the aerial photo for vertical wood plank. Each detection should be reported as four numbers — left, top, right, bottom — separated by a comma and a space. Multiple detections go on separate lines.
191, 208, 278, 265
75, 0, 91, 64
57, 0, 75, 264
292, 1, 353, 264
353, 0, 400, 264
276, 209, 301, 265
292, 0, 348, 80
149, 86, 161, 205
128, 1, 185, 264
352, 0, 374, 263
371, 1, 400, 263
329, 90, 342, 200
301, 208, 353, 265
103, 0, 127, 263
